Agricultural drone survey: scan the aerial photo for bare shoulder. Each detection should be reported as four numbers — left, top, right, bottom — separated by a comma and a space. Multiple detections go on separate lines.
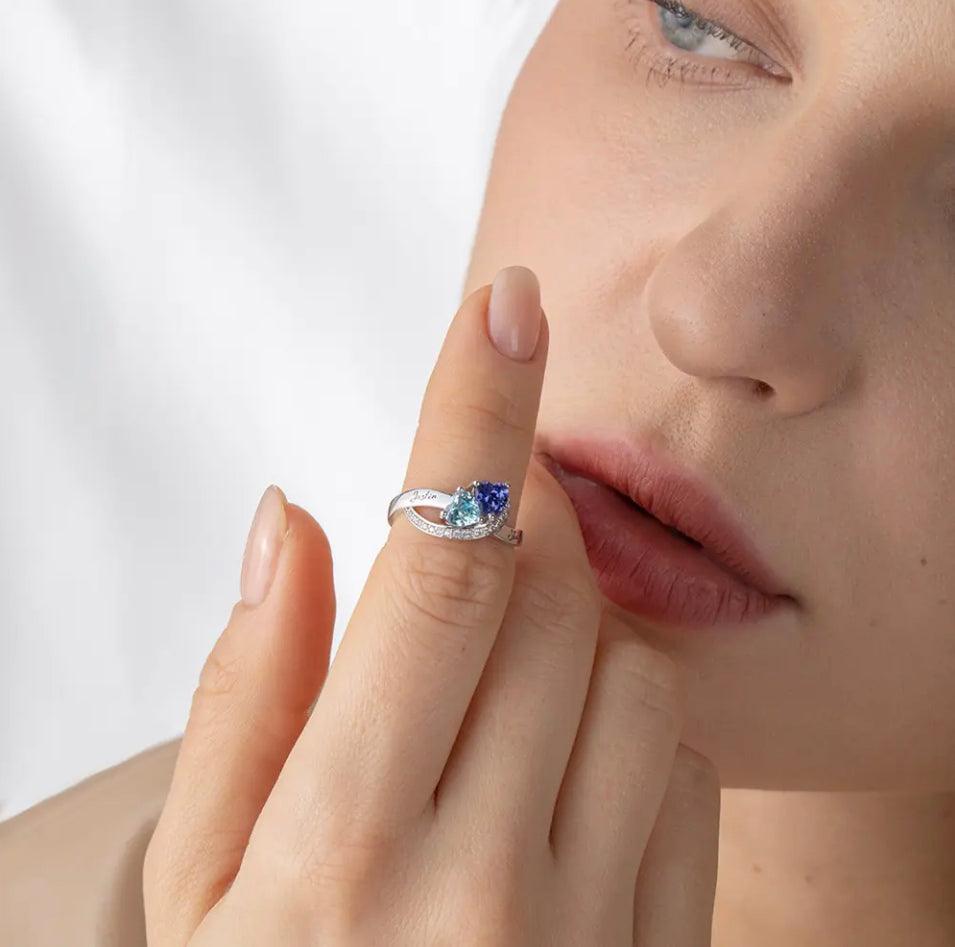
0, 739, 181, 947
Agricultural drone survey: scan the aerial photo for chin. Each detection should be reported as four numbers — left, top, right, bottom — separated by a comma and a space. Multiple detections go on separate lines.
602, 600, 953, 793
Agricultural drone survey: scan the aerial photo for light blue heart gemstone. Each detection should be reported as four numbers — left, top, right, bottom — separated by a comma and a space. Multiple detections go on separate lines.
442, 487, 483, 527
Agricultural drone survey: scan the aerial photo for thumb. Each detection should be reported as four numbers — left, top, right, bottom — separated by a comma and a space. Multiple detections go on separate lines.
143, 485, 336, 947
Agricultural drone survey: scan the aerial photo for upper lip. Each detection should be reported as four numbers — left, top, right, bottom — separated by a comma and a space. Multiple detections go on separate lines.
536, 431, 795, 600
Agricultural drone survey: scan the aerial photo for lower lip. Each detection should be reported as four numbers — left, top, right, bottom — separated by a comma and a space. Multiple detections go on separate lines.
546, 464, 790, 629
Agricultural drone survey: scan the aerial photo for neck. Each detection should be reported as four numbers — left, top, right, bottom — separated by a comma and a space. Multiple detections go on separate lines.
711, 788, 955, 947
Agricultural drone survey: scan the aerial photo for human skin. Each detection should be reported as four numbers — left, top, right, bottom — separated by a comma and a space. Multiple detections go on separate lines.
144, 272, 722, 945
143, 2, 955, 943
461, 0, 955, 942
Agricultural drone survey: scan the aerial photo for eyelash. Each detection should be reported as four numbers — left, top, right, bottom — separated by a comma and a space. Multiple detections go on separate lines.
617, 0, 787, 90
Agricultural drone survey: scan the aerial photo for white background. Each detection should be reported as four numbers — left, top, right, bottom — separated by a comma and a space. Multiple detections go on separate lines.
0, 1, 557, 820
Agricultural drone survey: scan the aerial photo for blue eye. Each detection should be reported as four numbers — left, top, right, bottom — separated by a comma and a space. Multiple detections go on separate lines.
656, 0, 757, 61
617, 0, 790, 89
659, 4, 713, 53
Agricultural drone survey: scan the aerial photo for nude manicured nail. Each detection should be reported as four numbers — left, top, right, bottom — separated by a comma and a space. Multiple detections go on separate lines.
487, 265, 542, 361
240, 485, 288, 607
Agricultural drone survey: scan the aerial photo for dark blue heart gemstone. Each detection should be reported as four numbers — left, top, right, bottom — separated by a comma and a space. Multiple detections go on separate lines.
474, 481, 509, 516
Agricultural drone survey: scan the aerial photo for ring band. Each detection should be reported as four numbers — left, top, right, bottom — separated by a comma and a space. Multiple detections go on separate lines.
387, 480, 523, 546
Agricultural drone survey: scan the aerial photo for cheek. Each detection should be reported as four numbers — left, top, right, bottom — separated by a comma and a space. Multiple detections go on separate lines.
842, 374, 955, 650
679, 388, 955, 791
465, 0, 955, 791
465, 1, 686, 299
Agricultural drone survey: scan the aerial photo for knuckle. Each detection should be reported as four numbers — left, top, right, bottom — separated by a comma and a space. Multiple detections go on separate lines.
144, 812, 246, 905
274, 814, 405, 934
142, 826, 196, 920
515, 566, 601, 653
456, 898, 529, 944
296, 826, 390, 891
288, 868, 371, 938
597, 628, 685, 729
266, 816, 359, 878
437, 385, 534, 442
186, 637, 246, 729
196, 646, 242, 701
388, 536, 512, 634
449, 841, 530, 938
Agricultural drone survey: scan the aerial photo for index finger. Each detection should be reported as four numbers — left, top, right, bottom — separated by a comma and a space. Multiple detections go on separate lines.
397, 267, 546, 531
260, 266, 549, 836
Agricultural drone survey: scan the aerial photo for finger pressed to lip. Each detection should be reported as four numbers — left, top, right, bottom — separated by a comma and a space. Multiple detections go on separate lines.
255, 268, 550, 852
398, 269, 546, 518
428, 457, 603, 845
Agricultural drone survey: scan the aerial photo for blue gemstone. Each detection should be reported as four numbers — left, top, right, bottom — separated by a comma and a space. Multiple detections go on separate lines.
475, 481, 509, 516
443, 488, 483, 527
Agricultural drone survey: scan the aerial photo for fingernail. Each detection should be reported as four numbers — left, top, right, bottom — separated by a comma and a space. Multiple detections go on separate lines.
487, 265, 542, 361
240, 485, 288, 607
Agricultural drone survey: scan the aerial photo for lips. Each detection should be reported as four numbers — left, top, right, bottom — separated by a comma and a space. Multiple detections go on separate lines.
535, 433, 797, 629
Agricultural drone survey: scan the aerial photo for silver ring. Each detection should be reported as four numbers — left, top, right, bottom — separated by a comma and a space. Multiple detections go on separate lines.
387, 480, 522, 546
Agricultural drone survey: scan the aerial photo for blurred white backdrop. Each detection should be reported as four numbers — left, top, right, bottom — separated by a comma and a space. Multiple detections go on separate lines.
0, 1, 558, 820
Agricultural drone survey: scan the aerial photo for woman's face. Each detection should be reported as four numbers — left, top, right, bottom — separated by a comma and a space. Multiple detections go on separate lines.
462, 0, 955, 791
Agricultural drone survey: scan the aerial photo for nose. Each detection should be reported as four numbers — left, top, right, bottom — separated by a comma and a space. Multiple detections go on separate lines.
641, 113, 916, 419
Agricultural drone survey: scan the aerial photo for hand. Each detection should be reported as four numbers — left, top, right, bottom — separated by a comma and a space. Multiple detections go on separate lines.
143, 266, 721, 946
